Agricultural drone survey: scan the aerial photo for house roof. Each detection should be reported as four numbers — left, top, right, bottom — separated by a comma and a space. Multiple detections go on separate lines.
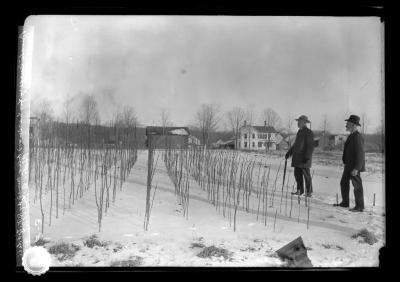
241, 125, 277, 133
146, 126, 190, 136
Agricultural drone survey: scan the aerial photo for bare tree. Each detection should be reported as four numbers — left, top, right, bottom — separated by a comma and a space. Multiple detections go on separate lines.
160, 108, 173, 147
63, 93, 75, 124
113, 105, 139, 148
195, 104, 220, 148
361, 112, 369, 135
62, 93, 75, 146
81, 94, 100, 125
119, 106, 138, 128
35, 98, 54, 123
374, 124, 384, 135
245, 108, 254, 126
320, 115, 331, 149
33, 98, 54, 142
261, 108, 282, 129
160, 108, 173, 128
226, 107, 245, 149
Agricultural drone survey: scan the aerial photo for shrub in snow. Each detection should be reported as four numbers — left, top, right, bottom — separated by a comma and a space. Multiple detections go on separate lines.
83, 234, 108, 248
112, 243, 123, 253
197, 245, 232, 260
351, 228, 378, 245
190, 242, 205, 249
48, 242, 80, 261
32, 237, 50, 247
321, 243, 344, 250
110, 256, 143, 267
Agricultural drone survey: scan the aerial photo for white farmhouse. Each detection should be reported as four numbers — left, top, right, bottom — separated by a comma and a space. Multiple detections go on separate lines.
238, 121, 278, 151
188, 134, 201, 146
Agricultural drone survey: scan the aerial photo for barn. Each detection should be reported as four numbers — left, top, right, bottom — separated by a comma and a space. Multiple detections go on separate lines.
145, 126, 190, 149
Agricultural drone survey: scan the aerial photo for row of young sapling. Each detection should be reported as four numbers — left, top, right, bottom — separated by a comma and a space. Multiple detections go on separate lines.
29, 122, 138, 235
162, 146, 314, 231
163, 148, 191, 219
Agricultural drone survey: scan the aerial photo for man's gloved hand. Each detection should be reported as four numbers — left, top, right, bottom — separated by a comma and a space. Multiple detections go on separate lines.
285, 152, 290, 159
303, 158, 309, 164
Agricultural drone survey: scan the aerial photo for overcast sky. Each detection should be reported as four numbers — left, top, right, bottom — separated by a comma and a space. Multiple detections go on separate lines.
24, 16, 384, 133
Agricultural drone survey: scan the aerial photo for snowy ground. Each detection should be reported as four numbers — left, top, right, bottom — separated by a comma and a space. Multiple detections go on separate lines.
28, 149, 385, 267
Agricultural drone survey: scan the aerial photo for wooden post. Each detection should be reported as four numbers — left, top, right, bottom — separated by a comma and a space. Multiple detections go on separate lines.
144, 135, 153, 231
311, 169, 315, 193
336, 193, 338, 205
373, 193, 376, 207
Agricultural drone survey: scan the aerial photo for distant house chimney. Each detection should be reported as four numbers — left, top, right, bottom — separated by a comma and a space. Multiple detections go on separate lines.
264, 120, 267, 127
244, 120, 247, 126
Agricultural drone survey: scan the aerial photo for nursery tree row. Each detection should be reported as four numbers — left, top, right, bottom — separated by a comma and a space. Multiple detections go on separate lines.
29, 120, 138, 236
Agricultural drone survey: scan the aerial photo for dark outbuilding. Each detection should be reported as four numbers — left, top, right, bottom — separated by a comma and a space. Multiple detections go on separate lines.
145, 126, 190, 149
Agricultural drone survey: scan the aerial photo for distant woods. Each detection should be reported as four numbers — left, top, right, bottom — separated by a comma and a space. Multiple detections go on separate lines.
31, 94, 141, 148
30, 96, 384, 152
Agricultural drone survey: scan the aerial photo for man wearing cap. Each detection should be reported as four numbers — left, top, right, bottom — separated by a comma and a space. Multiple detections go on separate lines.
285, 115, 314, 197
334, 115, 365, 212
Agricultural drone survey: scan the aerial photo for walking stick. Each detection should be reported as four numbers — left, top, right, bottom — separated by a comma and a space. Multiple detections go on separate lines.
279, 158, 288, 213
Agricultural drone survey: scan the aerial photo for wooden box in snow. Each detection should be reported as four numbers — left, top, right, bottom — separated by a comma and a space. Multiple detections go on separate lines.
276, 236, 313, 267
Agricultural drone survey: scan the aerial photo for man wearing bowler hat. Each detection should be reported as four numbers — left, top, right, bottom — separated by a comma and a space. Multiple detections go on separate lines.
334, 115, 365, 212
285, 115, 314, 197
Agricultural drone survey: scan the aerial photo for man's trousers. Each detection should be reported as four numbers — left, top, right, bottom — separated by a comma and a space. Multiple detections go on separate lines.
294, 167, 313, 194
340, 167, 364, 209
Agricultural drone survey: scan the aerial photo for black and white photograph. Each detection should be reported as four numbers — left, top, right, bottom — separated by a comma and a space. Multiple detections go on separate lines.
17, 15, 385, 269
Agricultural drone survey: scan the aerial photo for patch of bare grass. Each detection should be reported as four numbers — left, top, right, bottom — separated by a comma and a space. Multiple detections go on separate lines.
83, 234, 108, 248
110, 256, 143, 267
240, 246, 258, 252
197, 245, 233, 260
32, 237, 50, 247
321, 243, 344, 250
48, 242, 80, 261
190, 242, 205, 249
351, 228, 378, 245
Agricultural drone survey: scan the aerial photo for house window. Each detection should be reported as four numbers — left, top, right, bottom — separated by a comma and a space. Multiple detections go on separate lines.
244, 134, 247, 139
252, 133, 255, 139
252, 142, 255, 147
258, 142, 262, 148
244, 142, 247, 148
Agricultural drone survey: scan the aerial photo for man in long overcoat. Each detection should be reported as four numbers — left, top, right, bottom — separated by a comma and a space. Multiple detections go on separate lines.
285, 115, 314, 196
334, 115, 365, 212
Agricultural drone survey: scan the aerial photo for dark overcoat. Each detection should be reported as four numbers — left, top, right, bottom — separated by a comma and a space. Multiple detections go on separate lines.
342, 130, 365, 172
288, 127, 314, 168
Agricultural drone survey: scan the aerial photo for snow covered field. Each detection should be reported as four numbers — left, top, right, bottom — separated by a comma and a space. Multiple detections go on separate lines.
28, 149, 385, 267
